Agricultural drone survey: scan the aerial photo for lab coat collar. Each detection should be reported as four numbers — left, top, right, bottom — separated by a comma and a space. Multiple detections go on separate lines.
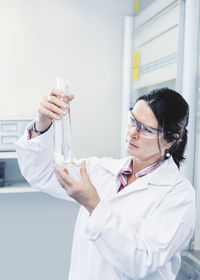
99, 156, 132, 176
99, 156, 180, 187
147, 157, 180, 186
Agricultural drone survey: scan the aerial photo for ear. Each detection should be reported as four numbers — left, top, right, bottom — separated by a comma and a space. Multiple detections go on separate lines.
165, 133, 179, 149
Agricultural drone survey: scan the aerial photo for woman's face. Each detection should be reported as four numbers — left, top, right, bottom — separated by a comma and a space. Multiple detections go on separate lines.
126, 100, 171, 162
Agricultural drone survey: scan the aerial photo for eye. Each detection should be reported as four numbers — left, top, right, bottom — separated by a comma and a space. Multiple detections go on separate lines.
143, 127, 153, 134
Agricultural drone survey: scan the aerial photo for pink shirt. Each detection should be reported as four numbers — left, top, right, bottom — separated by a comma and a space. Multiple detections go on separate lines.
118, 158, 163, 192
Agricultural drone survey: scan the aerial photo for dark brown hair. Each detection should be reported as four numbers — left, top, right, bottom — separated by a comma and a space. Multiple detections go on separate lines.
137, 88, 189, 168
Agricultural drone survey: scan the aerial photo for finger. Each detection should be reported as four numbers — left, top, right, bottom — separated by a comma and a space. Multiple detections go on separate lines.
50, 88, 66, 98
80, 161, 88, 180
47, 95, 68, 110
54, 165, 78, 186
65, 93, 75, 102
52, 93, 74, 103
53, 165, 72, 191
39, 104, 61, 120
54, 169, 68, 188
59, 93, 74, 104
63, 168, 69, 175
41, 98, 67, 117
50, 89, 75, 101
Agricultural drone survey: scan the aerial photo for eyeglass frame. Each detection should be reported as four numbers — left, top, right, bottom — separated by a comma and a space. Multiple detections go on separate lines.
128, 107, 164, 137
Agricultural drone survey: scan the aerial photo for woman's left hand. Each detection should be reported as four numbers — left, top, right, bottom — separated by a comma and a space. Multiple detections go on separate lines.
53, 161, 100, 214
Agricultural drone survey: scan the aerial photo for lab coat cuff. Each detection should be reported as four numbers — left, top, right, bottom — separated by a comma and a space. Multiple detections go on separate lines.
15, 120, 54, 152
82, 201, 112, 240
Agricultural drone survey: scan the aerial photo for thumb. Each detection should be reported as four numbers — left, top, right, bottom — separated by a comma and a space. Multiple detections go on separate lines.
80, 160, 89, 180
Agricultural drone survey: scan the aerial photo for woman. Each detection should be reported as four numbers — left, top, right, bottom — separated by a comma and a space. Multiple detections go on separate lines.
16, 87, 195, 280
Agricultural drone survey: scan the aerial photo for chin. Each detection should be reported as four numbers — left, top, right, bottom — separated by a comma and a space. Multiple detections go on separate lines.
126, 146, 138, 157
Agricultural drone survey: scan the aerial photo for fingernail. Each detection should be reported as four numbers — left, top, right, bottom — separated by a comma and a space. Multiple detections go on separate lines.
56, 116, 61, 120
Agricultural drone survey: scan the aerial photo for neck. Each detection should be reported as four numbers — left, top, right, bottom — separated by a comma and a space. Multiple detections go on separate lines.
132, 154, 164, 174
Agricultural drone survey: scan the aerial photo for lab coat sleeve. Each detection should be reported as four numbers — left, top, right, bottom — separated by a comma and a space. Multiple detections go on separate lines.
82, 182, 195, 279
15, 121, 80, 201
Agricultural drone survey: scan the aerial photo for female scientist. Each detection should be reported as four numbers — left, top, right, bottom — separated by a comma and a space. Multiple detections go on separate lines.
16, 87, 195, 280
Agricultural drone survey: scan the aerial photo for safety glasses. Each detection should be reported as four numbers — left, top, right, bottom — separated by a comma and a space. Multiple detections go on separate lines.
128, 108, 164, 139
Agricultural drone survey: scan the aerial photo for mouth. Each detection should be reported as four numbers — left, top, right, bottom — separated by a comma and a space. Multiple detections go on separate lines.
126, 136, 139, 148
127, 141, 138, 148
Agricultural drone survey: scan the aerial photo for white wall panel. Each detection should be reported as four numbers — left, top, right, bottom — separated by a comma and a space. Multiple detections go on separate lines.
135, 5, 179, 48
139, 27, 178, 66
132, 0, 180, 90
133, 63, 177, 90
135, 0, 177, 29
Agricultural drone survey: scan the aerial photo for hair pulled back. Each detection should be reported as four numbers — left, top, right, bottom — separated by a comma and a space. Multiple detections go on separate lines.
137, 88, 189, 168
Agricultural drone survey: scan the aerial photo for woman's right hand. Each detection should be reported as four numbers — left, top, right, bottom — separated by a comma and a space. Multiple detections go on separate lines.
35, 89, 74, 132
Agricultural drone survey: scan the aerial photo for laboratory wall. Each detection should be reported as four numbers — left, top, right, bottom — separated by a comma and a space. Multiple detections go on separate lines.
0, 0, 133, 159
0, 0, 133, 279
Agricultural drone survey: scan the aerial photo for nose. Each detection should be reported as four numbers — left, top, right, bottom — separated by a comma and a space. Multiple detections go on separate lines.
127, 126, 140, 139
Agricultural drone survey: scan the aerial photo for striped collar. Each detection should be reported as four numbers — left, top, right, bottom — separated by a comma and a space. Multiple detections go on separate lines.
117, 158, 164, 192
120, 157, 164, 178
98, 156, 180, 186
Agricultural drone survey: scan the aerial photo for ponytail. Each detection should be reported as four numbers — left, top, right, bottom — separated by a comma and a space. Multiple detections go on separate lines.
165, 128, 188, 169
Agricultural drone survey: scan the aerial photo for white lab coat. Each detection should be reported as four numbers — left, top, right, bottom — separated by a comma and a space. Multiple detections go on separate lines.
16, 122, 196, 280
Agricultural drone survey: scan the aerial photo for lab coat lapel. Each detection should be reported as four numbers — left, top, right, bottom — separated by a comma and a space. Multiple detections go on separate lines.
98, 156, 132, 176
114, 157, 179, 198
98, 156, 150, 198
99, 156, 179, 200
148, 157, 180, 186
114, 175, 150, 198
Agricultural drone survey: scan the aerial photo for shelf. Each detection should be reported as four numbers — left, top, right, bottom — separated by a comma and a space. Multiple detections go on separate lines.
0, 183, 40, 194
0, 152, 17, 159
